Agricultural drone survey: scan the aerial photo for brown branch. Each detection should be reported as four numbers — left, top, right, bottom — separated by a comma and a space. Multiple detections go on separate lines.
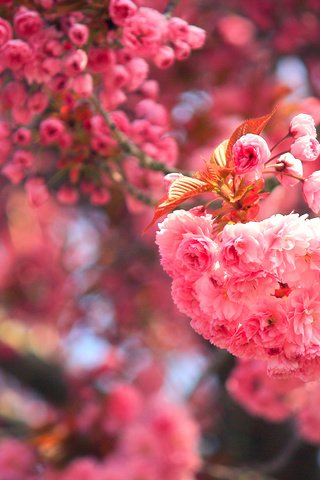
90, 95, 190, 176
164, 0, 181, 17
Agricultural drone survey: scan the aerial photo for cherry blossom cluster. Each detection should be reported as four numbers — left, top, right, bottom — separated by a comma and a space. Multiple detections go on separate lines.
0, 1, 205, 208
227, 359, 320, 445
156, 112, 320, 381
0, 383, 200, 480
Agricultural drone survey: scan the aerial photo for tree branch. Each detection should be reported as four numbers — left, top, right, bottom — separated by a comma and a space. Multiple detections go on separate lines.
164, 0, 181, 17
90, 95, 190, 176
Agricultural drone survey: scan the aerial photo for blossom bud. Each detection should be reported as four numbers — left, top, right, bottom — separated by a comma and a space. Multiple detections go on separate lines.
275, 153, 303, 187
40, 118, 65, 144
153, 45, 175, 69
14, 8, 43, 38
290, 135, 320, 162
290, 113, 317, 139
68, 23, 89, 46
109, 0, 138, 26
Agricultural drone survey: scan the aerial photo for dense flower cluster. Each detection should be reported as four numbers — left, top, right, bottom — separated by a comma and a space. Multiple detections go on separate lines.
227, 359, 320, 445
0, 2, 205, 208
156, 113, 320, 381
0, 383, 200, 480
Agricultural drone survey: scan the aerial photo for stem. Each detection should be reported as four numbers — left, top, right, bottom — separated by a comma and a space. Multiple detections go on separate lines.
164, 0, 181, 16
254, 428, 301, 475
270, 132, 290, 152
90, 95, 190, 176
104, 165, 158, 207
202, 464, 278, 480
265, 151, 289, 165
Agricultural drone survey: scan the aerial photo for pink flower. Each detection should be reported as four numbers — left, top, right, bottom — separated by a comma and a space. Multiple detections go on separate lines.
2, 161, 25, 183
90, 188, 110, 205
288, 287, 320, 347
122, 7, 168, 56
25, 177, 49, 206
57, 186, 79, 204
2, 39, 32, 71
64, 49, 87, 76
275, 152, 303, 187
232, 133, 271, 177
176, 233, 218, 277
156, 209, 213, 277
168, 17, 189, 42
290, 113, 317, 139
14, 8, 43, 38
0, 17, 12, 47
303, 170, 320, 214
219, 221, 266, 275
27, 91, 49, 115
13, 127, 32, 145
153, 45, 175, 69
71, 73, 93, 96
40, 118, 65, 144
88, 47, 115, 73
174, 40, 191, 60
68, 23, 89, 46
186, 25, 206, 49
125, 58, 149, 91
227, 359, 300, 422
290, 135, 320, 162
109, 0, 138, 26
104, 384, 142, 432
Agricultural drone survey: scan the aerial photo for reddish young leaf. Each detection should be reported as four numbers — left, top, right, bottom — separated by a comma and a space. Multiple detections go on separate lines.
145, 176, 213, 230
226, 107, 277, 164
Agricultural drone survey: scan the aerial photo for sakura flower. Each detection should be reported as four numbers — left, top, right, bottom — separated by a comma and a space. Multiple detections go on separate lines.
14, 8, 43, 38
219, 221, 266, 275
2, 39, 32, 71
227, 359, 301, 422
156, 209, 213, 277
290, 113, 317, 139
290, 135, 320, 162
232, 133, 271, 178
0, 17, 12, 46
68, 23, 89, 46
109, 0, 138, 26
122, 7, 168, 56
275, 152, 303, 187
175, 233, 218, 277
40, 117, 65, 144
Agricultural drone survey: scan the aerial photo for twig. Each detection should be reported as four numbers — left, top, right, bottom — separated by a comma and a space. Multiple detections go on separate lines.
254, 429, 301, 475
104, 166, 158, 207
90, 95, 190, 176
203, 464, 278, 480
164, 0, 181, 17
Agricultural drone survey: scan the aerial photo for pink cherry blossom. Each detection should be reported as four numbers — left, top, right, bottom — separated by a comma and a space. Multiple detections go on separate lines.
40, 117, 65, 144
109, 0, 138, 27
156, 209, 213, 277
122, 8, 168, 56
2, 39, 32, 70
0, 17, 12, 47
275, 152, 303, 187
232, 133, 271, 177
175, 233, 218, 277
290, 135, 320, 162
14, 7, 43, 38
68, 23, 89, 46
290, 113, 317, 139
